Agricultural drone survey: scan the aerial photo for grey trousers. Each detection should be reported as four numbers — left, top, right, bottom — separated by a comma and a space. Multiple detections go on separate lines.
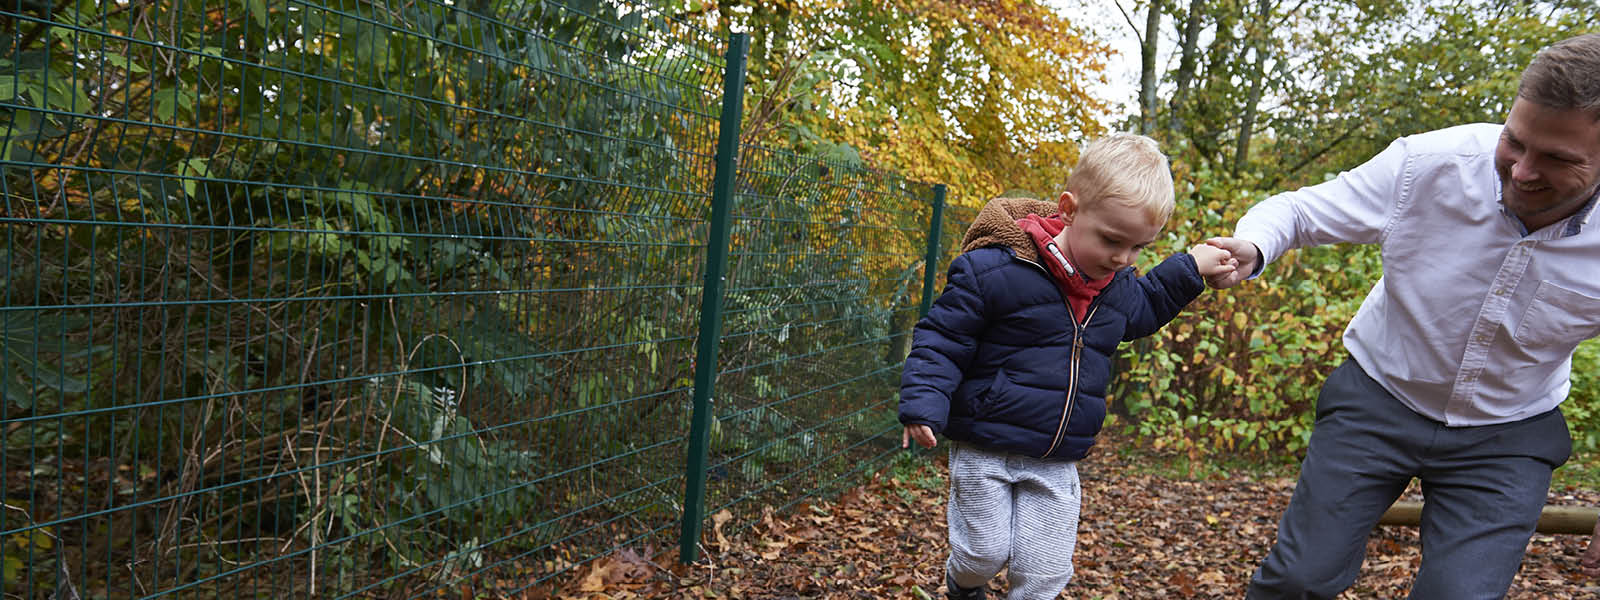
946, 442, 1081, 600
1247, 359, 1571, 600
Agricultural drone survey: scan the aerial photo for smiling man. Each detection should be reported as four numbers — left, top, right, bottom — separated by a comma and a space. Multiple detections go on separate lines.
1496, 93, 1600, 232
1205, 33, 1600, 600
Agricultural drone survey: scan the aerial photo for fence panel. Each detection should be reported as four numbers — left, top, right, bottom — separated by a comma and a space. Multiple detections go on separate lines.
0, 0, 731, 597
0, 0, 966, 596
692, 142, 937, 537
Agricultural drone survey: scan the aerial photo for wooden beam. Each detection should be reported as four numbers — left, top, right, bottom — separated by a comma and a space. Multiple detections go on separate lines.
1379, 501, 1598, 535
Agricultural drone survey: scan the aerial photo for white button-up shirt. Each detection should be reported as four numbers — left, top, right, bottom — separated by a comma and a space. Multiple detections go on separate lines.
1236, 123, 1600, 426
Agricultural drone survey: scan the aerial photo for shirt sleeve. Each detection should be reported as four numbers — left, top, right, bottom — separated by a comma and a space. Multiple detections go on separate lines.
1235, 136, 1410, 271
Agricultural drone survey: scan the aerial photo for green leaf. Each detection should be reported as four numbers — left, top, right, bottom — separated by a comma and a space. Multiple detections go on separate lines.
153, 93, 176, 121
100, 51, 148, 74
30, 362, 87, 394
45, 77, 92, 113
247, 0, 268, 28
180, 158, 210, 198
2, 376, 29, 409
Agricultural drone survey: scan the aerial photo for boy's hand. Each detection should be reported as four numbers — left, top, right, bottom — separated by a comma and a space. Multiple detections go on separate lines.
1202, 237, 1261, 289
1188, 243, 1239, 285
902, 424, 936, 449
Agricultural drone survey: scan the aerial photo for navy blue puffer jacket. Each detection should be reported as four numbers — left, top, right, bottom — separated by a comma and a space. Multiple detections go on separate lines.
899, 198, 1206, 461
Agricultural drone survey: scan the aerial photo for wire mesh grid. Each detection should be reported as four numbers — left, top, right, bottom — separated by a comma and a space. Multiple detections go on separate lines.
701, 142, 937, 530
0, 0, 731, 597
0, 0, 966, 596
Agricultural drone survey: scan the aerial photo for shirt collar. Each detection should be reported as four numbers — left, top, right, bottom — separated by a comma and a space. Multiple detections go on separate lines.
1497, 187, 1599, 238
1562, 192, 1597, 237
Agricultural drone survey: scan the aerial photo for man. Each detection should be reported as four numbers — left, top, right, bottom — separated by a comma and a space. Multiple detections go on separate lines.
1206, 32, 1600, 599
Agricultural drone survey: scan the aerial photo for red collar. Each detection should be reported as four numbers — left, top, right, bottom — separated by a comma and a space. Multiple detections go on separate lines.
1016, 214, 1111, 322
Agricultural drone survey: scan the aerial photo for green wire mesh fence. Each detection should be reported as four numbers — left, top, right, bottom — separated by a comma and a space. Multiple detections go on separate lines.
0, 0, 970, 597
694, 146, 933, 534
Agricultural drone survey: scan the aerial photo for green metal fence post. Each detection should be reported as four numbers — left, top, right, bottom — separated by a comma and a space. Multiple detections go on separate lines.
680, 31, 749, 564
918, 184, 948, 318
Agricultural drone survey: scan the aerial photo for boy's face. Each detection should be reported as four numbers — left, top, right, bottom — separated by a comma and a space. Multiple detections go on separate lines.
1057, 192, 1164, 281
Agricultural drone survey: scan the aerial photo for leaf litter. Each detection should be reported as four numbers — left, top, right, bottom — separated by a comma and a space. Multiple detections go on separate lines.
540, 432, 1600, 599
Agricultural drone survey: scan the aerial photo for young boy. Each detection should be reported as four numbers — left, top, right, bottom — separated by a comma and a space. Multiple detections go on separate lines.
899, 133, 1235, 599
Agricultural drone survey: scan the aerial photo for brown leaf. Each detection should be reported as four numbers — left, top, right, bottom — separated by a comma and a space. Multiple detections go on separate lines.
711, 509, 733, 549
546, 430, 1600, 599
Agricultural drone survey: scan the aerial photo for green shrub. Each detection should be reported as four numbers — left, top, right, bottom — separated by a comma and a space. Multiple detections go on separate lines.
1111, 168, 1374, 461
1566, 338, 1600, 456
1116, 167, 1600, 465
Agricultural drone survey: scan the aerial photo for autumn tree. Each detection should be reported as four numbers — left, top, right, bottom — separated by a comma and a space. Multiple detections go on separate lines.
677, 0, 1117, 206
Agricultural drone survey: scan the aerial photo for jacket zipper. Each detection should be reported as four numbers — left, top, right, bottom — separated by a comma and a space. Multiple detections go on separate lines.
1017, 255, 1104, 458
1043, 303, 1098, 457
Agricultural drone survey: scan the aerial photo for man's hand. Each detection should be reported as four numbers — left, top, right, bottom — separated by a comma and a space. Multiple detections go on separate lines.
1203, 237, 1262, 289
1583, 515, 1600, 577
902, 424, 936, 449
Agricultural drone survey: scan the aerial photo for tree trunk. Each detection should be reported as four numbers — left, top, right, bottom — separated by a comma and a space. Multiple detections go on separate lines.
1188, 7, 1237, 163
1231, 0, 1270, 175
1138, 0, 1164, 135
1167, 0, 1204, 133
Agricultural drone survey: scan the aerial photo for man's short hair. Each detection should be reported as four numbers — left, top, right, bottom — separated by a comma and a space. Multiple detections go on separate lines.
1518, 33, 1600, 120
1065, 133, 1176, 226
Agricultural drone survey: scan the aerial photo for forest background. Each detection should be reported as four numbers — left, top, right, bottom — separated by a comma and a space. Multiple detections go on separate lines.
685, 0, 1600, 465
6, 0, 1600, 597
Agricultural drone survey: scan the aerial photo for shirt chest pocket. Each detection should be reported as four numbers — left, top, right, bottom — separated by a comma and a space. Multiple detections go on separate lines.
1513, 281, 1600, 349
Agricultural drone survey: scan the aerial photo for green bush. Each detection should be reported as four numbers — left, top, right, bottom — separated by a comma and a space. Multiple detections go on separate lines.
1566, 338, 1600, 457
1116, 166, 1600, 464
1111, 167, 1376, 461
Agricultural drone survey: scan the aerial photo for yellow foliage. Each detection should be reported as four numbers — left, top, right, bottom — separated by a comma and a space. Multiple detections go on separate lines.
695, 0, 1114, 210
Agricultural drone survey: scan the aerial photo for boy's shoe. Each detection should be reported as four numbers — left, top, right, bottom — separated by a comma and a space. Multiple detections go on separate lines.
945, 574, 987, 600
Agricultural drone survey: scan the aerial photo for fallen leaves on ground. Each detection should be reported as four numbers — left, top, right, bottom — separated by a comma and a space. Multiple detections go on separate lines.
546, 434, 1600, 598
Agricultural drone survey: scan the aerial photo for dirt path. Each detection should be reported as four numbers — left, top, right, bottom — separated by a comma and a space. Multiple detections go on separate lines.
552, 435, 1600, 599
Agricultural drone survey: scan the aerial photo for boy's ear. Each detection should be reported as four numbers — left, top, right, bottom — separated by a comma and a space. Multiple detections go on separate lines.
1057, 191, 1077, 223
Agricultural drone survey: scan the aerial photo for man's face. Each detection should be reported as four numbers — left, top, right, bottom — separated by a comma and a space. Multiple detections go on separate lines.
1494, 98, 1600, 231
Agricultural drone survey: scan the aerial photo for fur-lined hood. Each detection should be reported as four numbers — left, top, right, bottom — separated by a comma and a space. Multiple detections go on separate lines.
961, 197, 1058, 261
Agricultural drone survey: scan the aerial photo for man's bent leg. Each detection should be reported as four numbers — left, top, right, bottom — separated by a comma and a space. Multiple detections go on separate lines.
1409, 408, 1571, 600
1247, 360, 1422, 600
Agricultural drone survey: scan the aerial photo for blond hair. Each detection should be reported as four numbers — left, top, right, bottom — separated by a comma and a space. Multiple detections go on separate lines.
1517, 33, 1600, 121
1064, 133, 1175, 226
